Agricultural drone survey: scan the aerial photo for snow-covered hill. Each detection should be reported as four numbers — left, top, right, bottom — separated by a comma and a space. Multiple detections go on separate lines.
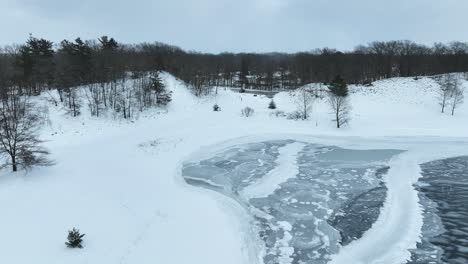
0, 73, 467, 264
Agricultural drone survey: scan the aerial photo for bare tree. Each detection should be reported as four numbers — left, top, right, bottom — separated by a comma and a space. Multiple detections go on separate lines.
438, 74, 457, 113
328, 75, 351, 128
85, 83, 102, 117
293, 86, 315, 120
0, 92, 50, 171
191, 74, 211, 97
450, 83, 464, 116
328, 95, 351, 128
64, 88, 81, 117
115, 79, 133, 119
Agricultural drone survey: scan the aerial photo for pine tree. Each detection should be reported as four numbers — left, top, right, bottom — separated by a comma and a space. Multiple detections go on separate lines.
65, 228, 85, 248
16, 35, 55, 94
150, 71, 165, 94
56, 38, 91, 116
150, 72, 172, 105
329, 75, 348, 97
98, 36, 118, 51
268, 99, 276, 109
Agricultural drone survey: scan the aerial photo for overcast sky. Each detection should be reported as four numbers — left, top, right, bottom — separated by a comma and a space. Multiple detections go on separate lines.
1, 0, 467, 53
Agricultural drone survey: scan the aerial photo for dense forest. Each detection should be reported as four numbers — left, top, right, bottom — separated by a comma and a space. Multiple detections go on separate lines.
1, 35, 468, 97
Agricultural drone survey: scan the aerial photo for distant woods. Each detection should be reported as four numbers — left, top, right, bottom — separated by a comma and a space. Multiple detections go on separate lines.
1, 36, 468, 96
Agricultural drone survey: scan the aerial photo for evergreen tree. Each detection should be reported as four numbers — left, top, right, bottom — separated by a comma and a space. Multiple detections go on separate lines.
65, 228, 85, 248
16, 35, 55, 94
149, 71, 172, 105
55, 38, 92, 116
329, 75, 348, 97
150, 71, 165, 94
94, 36, 120, 85
98, 36, 118, 51
268, 99, 276, 109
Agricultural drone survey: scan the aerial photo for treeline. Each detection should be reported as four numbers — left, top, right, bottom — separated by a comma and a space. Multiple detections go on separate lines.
0, 35, 174, 172
174, 41, 468, 90
0, 36, 172, 119
2, 36, 468, 97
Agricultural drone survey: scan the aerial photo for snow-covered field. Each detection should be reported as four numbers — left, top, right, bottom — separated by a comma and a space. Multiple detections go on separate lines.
0, 73, 467, 264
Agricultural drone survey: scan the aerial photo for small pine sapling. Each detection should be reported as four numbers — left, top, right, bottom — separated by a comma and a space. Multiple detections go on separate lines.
268, 99, 276, 109
65, 228, 85, 248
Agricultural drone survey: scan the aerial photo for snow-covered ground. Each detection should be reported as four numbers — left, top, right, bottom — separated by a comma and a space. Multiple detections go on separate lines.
0, 73, 467, 264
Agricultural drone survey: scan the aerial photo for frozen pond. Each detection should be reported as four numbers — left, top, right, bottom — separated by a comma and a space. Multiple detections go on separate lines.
409, 156, 468, 264
182, 140, 402, 264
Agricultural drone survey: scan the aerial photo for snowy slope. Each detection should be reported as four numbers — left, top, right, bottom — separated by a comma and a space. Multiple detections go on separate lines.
0, 73, 467, 264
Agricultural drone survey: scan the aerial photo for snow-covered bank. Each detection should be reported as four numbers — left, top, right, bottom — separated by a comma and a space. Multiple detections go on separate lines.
0, 73, 467, 264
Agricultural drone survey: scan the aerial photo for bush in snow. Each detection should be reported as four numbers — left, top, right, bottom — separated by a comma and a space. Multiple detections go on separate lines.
268, 99, 276, 109
65, 228, 85, 248
241, 107, 254, 117
286, 111, 303, 120
213, 104, 221, 111
270, 110, 286, 117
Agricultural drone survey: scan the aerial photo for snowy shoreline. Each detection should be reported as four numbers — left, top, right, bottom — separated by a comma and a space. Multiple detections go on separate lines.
182, 134, 468, 264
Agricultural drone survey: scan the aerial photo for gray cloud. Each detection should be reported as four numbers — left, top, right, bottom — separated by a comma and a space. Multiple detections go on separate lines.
1, 0, 467, 53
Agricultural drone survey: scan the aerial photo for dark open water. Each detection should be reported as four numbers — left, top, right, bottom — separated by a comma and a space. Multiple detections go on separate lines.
409, 156, 468, 264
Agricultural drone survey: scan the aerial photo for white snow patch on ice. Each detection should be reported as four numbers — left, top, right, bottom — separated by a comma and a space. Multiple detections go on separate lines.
241, 142, 305, 199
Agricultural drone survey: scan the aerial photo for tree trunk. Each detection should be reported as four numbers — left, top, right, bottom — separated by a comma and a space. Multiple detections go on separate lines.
73, 101, 76, 117
336, 111, 340, 128
58, 89, 64, 103
12, 156, 17, 172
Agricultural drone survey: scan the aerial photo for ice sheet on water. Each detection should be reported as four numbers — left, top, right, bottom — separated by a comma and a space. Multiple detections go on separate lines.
182, 141, 290, 192
409, 156, 468, 264
182, 141, 403, 264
